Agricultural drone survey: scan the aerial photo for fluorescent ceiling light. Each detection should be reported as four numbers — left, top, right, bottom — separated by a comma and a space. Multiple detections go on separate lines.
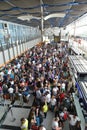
44, 13, 65, 20
18, 14, 41, 21
18, 13, 65, 21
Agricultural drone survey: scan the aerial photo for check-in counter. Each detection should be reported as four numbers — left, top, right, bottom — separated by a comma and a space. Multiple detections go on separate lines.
70, 46, 85, 56
76, 81, 87, 109
75, 80, 87, 127
69, 55, 87, 80
69, 55, 87, 128
69, 55, 87, 105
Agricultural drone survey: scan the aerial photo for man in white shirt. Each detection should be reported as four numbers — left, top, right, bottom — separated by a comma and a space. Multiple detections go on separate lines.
52, 86, 58, 96
68, 114, 80, 130
45, 91, 51, 104
17, 62, 21, 69
52, 117, 62, 130
50, 96, 56, 112
8, 86, 14, 101
52, 117, 59, 130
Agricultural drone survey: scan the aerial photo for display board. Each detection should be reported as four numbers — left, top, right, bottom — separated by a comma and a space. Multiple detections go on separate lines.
54, 35, 60, 43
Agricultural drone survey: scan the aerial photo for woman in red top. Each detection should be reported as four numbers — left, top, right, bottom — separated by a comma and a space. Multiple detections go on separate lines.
59, 91, 65, 103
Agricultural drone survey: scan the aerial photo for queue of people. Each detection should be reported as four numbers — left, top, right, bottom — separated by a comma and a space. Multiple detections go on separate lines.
0, 42, 81, 130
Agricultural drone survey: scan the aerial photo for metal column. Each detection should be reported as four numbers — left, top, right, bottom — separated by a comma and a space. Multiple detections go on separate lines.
10, 38, 15, 59
40, 0, 44, 41
7, 41, 11, 61
0, 41, 6, 64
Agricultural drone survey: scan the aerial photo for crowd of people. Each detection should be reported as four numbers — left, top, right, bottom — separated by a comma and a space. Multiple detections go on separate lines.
0, 42, 81, 130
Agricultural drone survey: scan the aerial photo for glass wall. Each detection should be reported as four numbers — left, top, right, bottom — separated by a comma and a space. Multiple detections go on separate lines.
66, 13, 87, 38
66, 13, 87, 51
0, 23, 4, 46
0, 20, 41, 51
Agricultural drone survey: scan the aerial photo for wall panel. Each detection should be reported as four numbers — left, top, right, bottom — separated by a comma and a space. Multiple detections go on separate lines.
0, 38, 41, 67
9, 47, 14, 59
4, 50, 9, 62
20, 44, 23, 53
23, 43, 25, 52
17, 45, 20, 55
0, 52, 4, 65
14, 46, 17, 57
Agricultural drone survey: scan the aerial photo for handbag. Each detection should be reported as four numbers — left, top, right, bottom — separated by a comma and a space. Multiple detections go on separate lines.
31, 125, 38, 130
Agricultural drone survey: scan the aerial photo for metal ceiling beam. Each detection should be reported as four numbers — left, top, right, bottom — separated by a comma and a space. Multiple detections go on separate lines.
59, 0, 76, 27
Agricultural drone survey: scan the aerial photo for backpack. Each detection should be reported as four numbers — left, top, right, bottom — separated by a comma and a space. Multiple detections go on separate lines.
63, 112, 68, 120
31, 125, 39, 130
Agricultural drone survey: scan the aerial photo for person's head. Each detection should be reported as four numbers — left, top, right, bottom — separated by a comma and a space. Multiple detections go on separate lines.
76, 120, 81, 125
39, 125, 45, 130
20, 118, 25, 124
52, 95, 55, 99
73, 114, 76, 119
54, 117, 59, 122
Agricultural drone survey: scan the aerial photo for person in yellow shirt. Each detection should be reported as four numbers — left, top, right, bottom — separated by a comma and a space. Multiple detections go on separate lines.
42, 102, 48, 118
20, 118, 28, 130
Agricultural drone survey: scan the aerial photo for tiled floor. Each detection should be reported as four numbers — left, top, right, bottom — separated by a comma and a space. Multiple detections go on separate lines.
42, 111, 55, 130
0, 93, 85, 130
0, 94, 34, 130
3, 107, 30, 127
0, 106, 7, 120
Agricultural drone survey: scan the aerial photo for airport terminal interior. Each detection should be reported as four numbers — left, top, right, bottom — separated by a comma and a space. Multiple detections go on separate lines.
0, 0, 87, 130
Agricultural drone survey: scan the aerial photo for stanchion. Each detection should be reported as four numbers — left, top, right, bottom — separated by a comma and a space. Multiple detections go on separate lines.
3, 95, 8, 112
9, 105, 16, 122
19, 93, 24, 106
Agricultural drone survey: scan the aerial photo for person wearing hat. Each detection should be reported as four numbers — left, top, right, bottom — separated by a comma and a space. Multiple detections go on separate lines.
68, 114, 80, 130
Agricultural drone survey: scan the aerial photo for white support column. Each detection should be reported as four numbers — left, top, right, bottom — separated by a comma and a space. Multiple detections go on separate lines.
40, 0, 44, 41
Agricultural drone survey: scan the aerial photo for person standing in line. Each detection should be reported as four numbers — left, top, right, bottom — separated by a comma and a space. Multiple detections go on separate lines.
75, 120, 81, 130
42, 101, 48, 118
38, 125, 46, 130
68, 114, 80, 130
50, 96, 57, 112
52, 117, 62, 130
20, 117, 28, 130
